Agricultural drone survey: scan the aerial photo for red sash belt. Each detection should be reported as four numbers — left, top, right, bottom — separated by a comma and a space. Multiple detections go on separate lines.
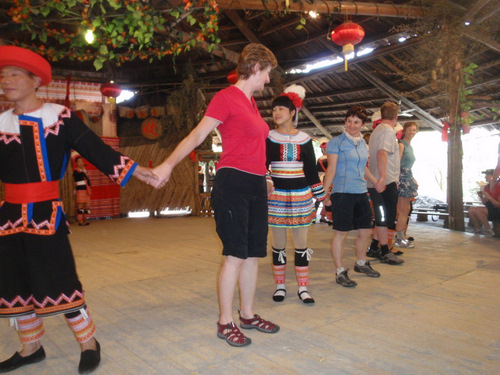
3, 181, 60, 203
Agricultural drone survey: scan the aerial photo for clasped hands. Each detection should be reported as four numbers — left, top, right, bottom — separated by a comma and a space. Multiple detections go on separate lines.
133, 163, 171, 189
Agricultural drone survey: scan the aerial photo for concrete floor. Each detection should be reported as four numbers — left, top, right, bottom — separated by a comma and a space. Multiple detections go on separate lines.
1, 216, 499, 375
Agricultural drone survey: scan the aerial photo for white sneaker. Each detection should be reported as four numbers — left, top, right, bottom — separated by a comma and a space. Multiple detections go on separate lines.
484, 230, 495, 237
394, 239, 415, 248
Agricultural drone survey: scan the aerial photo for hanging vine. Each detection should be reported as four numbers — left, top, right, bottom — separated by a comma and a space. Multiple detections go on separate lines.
8, 0, 220, 70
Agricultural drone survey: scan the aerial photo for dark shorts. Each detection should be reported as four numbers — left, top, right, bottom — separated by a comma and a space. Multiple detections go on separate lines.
486, 201, 500, 221
331, 193, 373, 232
368, 182, 398, 229
211, 168, 268, 259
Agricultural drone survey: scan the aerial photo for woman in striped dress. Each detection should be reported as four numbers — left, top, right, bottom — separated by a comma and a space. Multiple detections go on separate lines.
266, 85, 326, 304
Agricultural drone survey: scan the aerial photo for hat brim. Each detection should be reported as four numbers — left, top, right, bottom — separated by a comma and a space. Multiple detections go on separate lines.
0, 46, 52, 86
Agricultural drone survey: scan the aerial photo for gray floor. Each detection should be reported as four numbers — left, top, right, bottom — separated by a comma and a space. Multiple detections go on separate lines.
1, 216, 499, 374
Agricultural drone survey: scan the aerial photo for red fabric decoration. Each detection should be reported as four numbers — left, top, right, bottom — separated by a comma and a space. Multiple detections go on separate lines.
227, 70, 238, 84
281, 92, 303, 110
189, 150, 197, 163
441, 122, 449, 142
0, 46, 52, 86
461, 111, 470, 134
100, 82, 122, 98
372, 119, 382, 130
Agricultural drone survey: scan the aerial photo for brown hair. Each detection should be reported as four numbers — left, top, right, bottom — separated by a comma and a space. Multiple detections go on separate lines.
380, 102, 399, 121
345, 105, 368, 124
236, 43, 277, 80
403, 121, 419, 134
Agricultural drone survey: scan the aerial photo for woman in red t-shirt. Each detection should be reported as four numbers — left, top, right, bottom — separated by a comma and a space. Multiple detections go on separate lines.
152, 44, 279, 347
469, 169, 500, 237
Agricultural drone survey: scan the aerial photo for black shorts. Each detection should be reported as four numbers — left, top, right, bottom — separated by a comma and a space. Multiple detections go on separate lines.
330, 193, 373, 232
211, 168, 268, 259
486, 201, 500, 221
368, 182, 398, 229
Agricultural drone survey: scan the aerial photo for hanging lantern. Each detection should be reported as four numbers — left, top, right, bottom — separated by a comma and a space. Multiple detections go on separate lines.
227, 70, 238, 84
100, 82, 122, 102
100, 81, 122, 130
331, 21, 365, 71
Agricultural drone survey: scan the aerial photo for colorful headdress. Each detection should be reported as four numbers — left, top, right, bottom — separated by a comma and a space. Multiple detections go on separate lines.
0, 46, 52, 86
280, 84, 306, 127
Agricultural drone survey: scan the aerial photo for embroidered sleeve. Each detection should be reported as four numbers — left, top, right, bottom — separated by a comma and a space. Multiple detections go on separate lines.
64, 113, 137, 187
301, 139, 324, 199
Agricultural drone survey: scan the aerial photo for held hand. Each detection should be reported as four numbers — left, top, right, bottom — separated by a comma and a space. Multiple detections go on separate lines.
374, 178, 386, 193
324, 196, 332, 207
266, 180, 274, 196
150, 163, 173, 189
133, 165, 160, 186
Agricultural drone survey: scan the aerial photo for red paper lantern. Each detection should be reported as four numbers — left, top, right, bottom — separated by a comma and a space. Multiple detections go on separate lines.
227, 70, 238, 84
331, 21, 365, 71
100, 82, 122, 98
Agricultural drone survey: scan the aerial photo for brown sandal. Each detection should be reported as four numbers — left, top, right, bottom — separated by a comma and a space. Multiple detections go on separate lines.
217, 321, 252, 347
238, 310, 280, 333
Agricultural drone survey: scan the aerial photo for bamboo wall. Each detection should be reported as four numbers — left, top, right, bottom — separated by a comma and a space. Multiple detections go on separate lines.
119, 137, 196, 214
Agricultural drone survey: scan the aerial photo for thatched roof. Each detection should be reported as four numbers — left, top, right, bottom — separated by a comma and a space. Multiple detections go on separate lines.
1, 0, 499, 138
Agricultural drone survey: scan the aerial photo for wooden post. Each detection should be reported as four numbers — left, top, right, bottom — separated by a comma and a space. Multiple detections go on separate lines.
446, 34, 465, 232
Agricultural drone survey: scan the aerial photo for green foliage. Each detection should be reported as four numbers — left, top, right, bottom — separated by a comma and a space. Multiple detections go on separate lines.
165, 74, 208, 146
8, 0, 220, 70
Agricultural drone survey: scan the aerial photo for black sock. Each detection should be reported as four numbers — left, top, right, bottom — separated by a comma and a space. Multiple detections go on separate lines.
369, 239, 379, 251
380, 244, 390, 256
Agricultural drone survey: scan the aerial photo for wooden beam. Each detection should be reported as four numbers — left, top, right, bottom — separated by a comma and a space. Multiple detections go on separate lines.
223, 10, 261, 43
465, 0, 493, 20
211, 1, 428, 18
355, 67, 443, 131
220, 8, 332, 139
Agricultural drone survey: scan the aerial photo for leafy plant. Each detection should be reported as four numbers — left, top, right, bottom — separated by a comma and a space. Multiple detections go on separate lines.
8, 0, 220, 70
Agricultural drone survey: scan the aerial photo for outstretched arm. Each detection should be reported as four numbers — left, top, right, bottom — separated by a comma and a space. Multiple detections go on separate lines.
150, 116, 220, 188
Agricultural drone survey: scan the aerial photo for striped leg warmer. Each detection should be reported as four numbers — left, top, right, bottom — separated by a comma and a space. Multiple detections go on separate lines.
65, 308, 96, 344
272, 247, 286, 285
11, 313, 45, 344
295, 248, 313, 287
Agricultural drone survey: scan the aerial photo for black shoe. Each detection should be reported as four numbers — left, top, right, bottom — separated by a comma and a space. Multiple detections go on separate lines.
297, 290, 315, 304
78, 340, 101, 374
366, 248, 382, 259
336, 269, 357, 287
272, 288, 286, 302
0, 346, 46, 373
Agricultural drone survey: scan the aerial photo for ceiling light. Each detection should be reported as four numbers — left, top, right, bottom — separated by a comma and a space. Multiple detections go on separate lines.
85, 29, 95, 44
308, 11, 318, 18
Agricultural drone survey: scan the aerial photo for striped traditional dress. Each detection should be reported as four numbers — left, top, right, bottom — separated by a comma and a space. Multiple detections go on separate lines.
267, 130, 326, 227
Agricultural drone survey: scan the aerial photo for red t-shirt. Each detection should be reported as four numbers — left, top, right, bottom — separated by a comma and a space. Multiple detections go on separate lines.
205, 85, 269, 175
485, 181, 500, 201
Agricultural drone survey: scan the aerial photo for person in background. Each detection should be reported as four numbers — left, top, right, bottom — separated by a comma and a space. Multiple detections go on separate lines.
365, 102, 404, 265
316, 141, 333, 225
394, 121, 419, 249
323, 106, 381, 287
493, 142, 500, 186
266, 85, 326, 304
73, 156, 92, 226
151, 44, 279, 347
468, 169, 500, 237
0, 46, 155, 374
